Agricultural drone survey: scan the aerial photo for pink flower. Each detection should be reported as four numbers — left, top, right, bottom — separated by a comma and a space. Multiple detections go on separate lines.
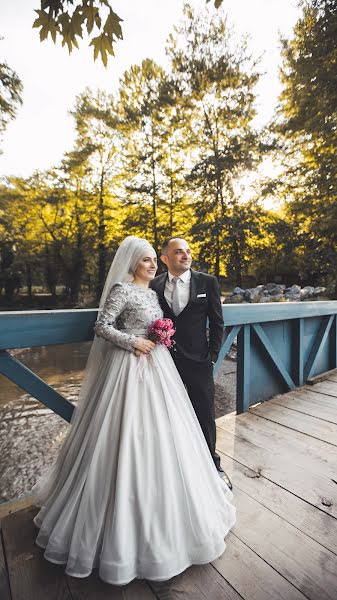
147, 318, 176, 348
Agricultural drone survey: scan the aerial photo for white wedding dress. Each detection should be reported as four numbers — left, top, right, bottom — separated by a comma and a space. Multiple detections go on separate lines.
33, 282, 236, 585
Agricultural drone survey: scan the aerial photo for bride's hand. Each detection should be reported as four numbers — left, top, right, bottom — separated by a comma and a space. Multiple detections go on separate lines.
133, 338, 156, 355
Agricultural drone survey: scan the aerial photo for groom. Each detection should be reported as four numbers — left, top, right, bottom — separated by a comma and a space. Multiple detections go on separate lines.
150, 237, 232, 489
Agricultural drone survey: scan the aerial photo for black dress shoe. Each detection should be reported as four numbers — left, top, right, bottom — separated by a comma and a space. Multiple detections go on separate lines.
217, 466, 233, 490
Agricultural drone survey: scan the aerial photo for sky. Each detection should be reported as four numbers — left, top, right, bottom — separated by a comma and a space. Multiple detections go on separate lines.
0, 0, 301, 179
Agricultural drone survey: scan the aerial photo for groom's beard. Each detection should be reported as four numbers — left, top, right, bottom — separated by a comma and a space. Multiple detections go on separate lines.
175, 263, 191, 274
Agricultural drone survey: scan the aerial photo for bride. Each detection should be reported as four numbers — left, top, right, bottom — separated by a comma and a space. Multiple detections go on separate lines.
32, 236, 236, 586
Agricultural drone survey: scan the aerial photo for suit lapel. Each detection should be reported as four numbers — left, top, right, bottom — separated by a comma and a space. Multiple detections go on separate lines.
157, 273, 174, 317
177, 269, 197, 318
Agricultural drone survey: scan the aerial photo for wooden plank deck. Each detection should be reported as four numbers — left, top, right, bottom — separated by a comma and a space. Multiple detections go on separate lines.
1, 378, 337, 600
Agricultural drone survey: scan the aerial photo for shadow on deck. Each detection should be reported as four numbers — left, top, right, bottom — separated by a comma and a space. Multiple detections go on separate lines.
1, 375, 337, 600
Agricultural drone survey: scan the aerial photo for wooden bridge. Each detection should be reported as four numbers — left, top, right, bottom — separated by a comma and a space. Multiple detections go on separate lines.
1, 302, 337, 599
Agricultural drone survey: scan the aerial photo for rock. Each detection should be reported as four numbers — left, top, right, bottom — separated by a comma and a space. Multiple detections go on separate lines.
226, 282, 325, 304
300, 286, 315, 299
244, 288, 262, 302
288, 284, 301, 294
269, 286, 284, 296
313, 286, 326, 296
265, 283, 281, 291
223, 294, 244, 304
300, 291, 310, 300
270, 294, 285, 302
285, 292, 301, 301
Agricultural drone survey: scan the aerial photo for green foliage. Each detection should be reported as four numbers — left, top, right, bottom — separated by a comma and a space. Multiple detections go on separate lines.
0, 39, 23, 149
167, 3, 262, 277
117, 59, 182, 251
66, 89, 127, 299
274, 0, 337, 293
33, 0, 123, 66
33, 0, 224, 66
251, 209, 300, 282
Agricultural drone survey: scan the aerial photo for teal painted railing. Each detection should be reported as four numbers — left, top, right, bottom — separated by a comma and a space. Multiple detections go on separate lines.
215, 301, 337, 412
1, 301, 337, 419
0, 309, 96, 422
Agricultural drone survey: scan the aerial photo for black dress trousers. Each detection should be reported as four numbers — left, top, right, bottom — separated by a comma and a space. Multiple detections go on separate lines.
173, 356, 221, 470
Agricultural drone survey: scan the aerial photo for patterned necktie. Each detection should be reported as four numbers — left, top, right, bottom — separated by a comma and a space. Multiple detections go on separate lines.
171, 277, 181, 316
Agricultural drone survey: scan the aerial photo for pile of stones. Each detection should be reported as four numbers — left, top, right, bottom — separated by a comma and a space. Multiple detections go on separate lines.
223, 283, 326, 304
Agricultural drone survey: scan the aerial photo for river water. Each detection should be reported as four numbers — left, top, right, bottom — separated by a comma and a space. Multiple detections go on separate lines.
0, 343, 90, 503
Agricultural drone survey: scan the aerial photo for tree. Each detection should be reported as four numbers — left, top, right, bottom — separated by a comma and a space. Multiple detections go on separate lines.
70, 89, 126, 299
167, 3, 262, 277
275, 0, 337, 294
118, 59, 175, 252
252, 209, 299, 284
0, 177, 45, 302
0, 39, 23, 151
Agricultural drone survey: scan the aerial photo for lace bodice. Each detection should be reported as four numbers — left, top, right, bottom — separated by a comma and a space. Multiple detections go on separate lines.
94, 282, 163, 352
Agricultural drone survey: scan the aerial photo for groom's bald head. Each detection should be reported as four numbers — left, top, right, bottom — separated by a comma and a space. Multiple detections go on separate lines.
160, 237, 192, 276
161, 237, 185, 255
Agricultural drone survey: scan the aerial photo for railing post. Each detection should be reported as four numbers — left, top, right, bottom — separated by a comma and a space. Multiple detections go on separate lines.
330, 315, 337, 370
214, 324, 241, 375
294, 318, 304, 386
304, 315, 334, 381
237, 324, 250, 414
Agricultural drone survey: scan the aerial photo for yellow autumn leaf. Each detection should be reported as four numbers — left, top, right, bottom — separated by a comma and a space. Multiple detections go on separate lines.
101, 49, 108, 67
71, 9, 84, 38
103, 10, 123, 40
90, 35, 101, 61
83, 5, 99, 34
32, 9, 50, 29
33, 10, 59, 43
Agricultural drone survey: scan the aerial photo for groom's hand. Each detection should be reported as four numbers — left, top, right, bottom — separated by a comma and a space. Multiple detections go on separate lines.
133, 338, 156, 354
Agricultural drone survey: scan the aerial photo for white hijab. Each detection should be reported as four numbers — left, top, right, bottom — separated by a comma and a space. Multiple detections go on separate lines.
98, 236, 155, 311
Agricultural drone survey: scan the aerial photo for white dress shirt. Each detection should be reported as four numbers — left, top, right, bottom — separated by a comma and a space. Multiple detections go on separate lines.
164, 269, 191, 313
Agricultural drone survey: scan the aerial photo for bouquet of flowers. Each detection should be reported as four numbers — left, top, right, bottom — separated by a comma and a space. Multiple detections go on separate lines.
147, 318, 176, 349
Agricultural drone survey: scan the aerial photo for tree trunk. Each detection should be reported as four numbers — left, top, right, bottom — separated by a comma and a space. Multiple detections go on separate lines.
236, 265, 242, 288
25, 262, 33, 299
44, 243, 57, 297
214, 230, 220, 279
169, 170, 174, 237
232, 237, 242, 287
68, 205, 85, 302
151, 130, 158, 253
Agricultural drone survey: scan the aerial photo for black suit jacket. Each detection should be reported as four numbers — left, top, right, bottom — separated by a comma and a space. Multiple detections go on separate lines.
150, 270, 224, 364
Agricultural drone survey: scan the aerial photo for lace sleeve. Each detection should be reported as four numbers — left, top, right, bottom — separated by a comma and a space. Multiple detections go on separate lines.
94, 283, 137, 352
